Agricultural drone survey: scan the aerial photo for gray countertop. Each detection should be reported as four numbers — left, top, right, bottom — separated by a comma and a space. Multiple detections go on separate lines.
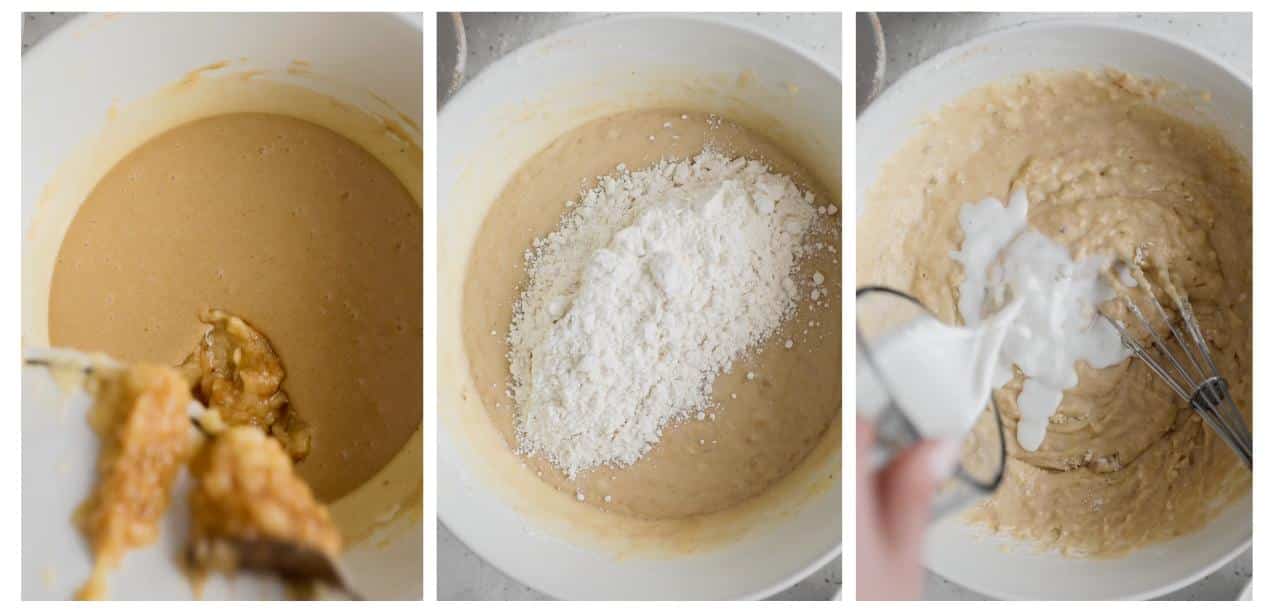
438, 12, 842, 601
872, 11, 1252, 601
22, 12, 76, 53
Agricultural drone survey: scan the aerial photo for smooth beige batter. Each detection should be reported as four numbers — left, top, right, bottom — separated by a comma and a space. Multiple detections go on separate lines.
462, 110, 841, 520
50, 113, 422, 502
861, 70, 1251, 556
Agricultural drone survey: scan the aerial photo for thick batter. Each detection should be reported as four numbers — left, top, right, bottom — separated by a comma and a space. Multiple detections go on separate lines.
49, 113, 423, 502
861, 70, 1251, 556
462, 110, 841, 520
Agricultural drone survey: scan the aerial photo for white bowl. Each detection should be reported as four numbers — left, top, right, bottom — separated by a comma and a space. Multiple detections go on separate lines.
438, 15, 842, 600
857, 21, 1251, 600
21, 13, 423, 600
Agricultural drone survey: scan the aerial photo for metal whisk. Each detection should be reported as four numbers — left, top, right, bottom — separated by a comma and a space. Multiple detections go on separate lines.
1101, 275, 1252, 469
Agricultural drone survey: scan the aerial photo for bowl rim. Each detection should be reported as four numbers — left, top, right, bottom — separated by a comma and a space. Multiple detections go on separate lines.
22, 12, 424, 64
856, 18, 1251, 600
439, 12, 842, 133
859, 18, 1252, 125
437, 12, 842, 600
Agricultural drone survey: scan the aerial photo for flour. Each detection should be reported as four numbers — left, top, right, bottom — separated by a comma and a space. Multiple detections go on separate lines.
508, 149, 818, 478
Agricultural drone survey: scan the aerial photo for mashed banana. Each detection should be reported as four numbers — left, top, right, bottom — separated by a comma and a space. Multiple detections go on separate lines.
188, 426, 341, 574
76, 364, 196, 599
181, 309, 310, 461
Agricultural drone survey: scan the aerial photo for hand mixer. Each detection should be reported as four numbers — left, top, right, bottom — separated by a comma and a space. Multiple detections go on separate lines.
1101, 274, 1253, 469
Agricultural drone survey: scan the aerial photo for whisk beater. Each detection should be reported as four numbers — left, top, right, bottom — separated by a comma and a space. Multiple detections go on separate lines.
1101, 274, 1252, 469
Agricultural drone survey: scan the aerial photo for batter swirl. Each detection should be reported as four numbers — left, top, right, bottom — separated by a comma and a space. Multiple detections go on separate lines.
862, 70, 1251, 556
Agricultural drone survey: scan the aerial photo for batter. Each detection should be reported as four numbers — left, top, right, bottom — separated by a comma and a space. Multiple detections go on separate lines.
462, 110, 841, 520
49, 112, 423, 502
861, 70, 1251, 556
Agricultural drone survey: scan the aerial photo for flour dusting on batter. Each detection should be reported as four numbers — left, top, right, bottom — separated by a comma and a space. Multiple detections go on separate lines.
464, 109, 841, 519
509, 149, 818, 478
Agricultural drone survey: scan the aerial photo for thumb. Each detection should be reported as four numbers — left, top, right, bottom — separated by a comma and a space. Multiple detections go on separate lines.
876, 439, 960, 552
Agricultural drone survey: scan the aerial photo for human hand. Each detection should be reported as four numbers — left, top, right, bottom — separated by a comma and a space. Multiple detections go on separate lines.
855, 417, 960, 600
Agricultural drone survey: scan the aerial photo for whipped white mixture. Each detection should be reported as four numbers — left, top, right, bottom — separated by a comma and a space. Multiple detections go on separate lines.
508, 149, 818, 478
953, 189, 1128, 451
857, 298, 1021, 439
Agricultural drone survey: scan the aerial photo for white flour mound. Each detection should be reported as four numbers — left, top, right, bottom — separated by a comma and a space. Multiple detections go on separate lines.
508, 149, 817, 478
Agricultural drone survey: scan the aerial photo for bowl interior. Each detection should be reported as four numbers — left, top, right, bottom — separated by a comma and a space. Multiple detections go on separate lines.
856, 22, 1252, 600
21, 13, 423, 600
437, 15, 842, 600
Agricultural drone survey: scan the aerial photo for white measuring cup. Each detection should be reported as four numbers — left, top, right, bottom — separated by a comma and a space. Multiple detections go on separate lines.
855, 286, 1008, 516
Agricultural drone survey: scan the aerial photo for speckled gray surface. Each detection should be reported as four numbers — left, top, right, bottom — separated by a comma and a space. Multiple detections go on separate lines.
438, 12, 842, 601
21, 12, 76, 54
871, 11, 1252, 601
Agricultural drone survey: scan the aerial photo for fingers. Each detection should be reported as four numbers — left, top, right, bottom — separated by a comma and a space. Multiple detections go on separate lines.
856, 417, 876, 477
875, 439, 959, 553
856, 418, 881, 548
